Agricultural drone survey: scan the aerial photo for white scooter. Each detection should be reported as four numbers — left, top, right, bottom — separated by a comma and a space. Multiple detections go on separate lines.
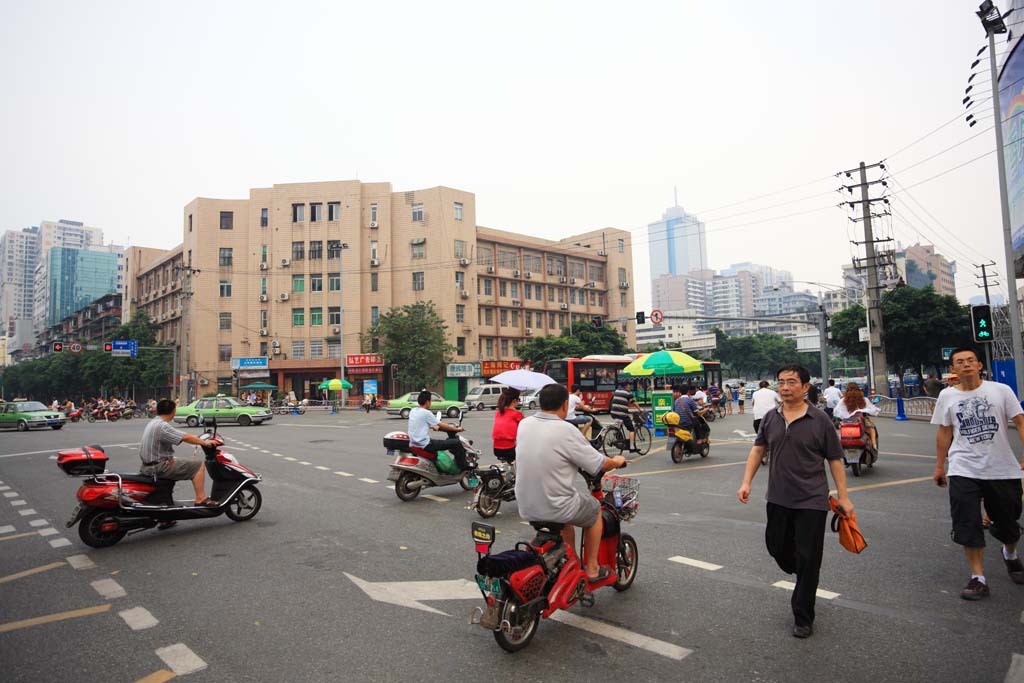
384, 411, 481, 501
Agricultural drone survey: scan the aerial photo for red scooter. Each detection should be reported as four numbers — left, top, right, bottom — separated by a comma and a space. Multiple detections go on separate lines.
470, 468, 638, 652
67, 408, 84, 423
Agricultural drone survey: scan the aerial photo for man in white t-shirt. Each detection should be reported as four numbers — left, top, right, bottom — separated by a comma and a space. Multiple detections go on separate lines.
751, 380, 781, 434
565, 384, 593, 435
822, 379, 843, 418
931, 347, 1024, 600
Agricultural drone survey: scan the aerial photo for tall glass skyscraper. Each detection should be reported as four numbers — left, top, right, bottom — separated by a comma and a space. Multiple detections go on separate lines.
45, 247, 121, 326
648, 205, 707, 277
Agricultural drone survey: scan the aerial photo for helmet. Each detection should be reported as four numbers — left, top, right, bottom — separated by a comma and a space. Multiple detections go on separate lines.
662, 411, 680, 426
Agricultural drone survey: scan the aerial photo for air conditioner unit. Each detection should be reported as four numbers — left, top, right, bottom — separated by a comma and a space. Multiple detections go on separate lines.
570, 278, 577, 284
259, 294, 268, 302
259, 328, 268, 336
560, 303, 569, 310
272, 347, 281, 355
281, 258, 290, 267
370, 258, 380, 267
459, 290, 469, 299
271, 340, 281, 347
513, 270, 520, 277
525, 328, 533, 336
198, 378, 209, 386
332, 326, 341, 334
369, 221, 378, 229
620, 281, 630, 289
525, 272, 532, 279
588, 281, 596, 288
597, 250, 607, 257
459, 258, 470, 267
486, 266, 495, 273
559, 277, 567, 283
260, 263, 268, 270
279, 293, 290, 301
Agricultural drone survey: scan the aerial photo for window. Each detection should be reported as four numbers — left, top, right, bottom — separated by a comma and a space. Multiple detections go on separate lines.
328, 340, 341, 358
590, 290, 596, 305
454, 202, 464, 221
525, 311, 532, 327
569, 261, 586, 279
548, 286, 554, 302
371, 306, 379, 324
484, 308, 493, 325
261, 277, 267, 295
370, 240, 378, 260
371, 272, 378, 292
188, 214, 193, 232
597, 292, 603, 306
618, 238, 625, 253
309, 241, 323, 259
620, 291, 627, 307
218, 344, 232, 361
327, 240, 342, 259
454, 239, 466, 259
478, 246, 493, 266
328, 202, 341, 221
500, 309, 508, 327
218, 248, 233, 266
292, 274, 305, 293
291, 341, 305, 359
310, 307, 323, 326
220, 211, 233, 230
483, 279, 493, 296
549, 313, 556, 328
328, 306, 341, 325
485, 338, 494, 357
560, 313, 567, 328
260, 342, 268, 356
309, 203, 323, 222
310, 339, 324, 358
260, 310, 268, 328
498, 249, 518, 269
523, 254, 542, 272
292, 308, 305, 326
589, 264, 605, 282
292, 241, 305, 260
501, 339, 509, 357
618, 267, 627, 283
260, 208, 268, 227
412, 272, 424, 291
570, 288, 577, 305
261, 245, 268, 263
328, 272, 340, 292
370, 203, 378, 223
411, 243, 425, 259
219, 312, 231, 330
412, 203, 424, 221
219, 280, 232, 297
511, 310, 519, 326
456, 304, 465, 323
455, 271, 465, 289
456, 337, 466, 355
292, 204, 305, 222
310, 273, 323, 292
510, 282, 519, 298
500, 281, 507, 297
557, 288, 564, 303
535, 284, 543, 299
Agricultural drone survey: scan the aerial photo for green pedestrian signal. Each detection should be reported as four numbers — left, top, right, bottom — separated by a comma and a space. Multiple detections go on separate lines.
970, 304, 993, 343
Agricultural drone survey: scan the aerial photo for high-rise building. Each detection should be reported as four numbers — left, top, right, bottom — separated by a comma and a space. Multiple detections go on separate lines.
897, 243, 957, 297
0, 226, 39, 337
647, 205, 707, 278
34, 245, 124, 332
720, 262, 793, 293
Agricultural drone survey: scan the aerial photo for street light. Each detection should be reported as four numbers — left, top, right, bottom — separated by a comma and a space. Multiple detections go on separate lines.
337, 242, 350, 409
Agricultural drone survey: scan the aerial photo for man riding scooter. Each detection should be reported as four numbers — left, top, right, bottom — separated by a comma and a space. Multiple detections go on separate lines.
408, 390, 475, 473
678, 385, 711, 444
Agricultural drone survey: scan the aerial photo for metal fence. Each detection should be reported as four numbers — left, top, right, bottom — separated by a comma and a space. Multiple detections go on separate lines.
875, 396, 936, 419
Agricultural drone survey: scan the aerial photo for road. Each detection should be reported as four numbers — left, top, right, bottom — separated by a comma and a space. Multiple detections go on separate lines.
1, 409, 1022, 682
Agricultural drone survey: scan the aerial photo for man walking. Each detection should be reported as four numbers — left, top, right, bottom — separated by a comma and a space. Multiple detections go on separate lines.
737, 365, 852, 638
751, 380, 780, 435
931, 347, 1024, 599
924, 373, 943, 399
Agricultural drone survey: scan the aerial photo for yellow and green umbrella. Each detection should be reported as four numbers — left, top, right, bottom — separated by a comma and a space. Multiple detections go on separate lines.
318, 379, 353, 390
621, 350, 703, 376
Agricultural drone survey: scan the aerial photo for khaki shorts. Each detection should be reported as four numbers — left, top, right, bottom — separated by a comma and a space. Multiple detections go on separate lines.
567, 493, 601, 528
142, 458, 201, 480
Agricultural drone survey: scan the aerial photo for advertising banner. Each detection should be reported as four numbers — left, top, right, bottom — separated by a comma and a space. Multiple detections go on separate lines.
346, 353, 383, 367
446, 362, 481, 377
481, 360, 522, 377
651, 390, 674, 430
1001, 41, 1024, 275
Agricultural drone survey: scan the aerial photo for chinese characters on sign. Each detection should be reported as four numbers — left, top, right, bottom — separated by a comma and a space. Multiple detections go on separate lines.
346, 354, 384, 367
480, 361, 522, 377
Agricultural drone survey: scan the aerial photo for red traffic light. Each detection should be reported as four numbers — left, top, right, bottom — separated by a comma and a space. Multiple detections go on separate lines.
103, 342, 113, 352
52, 342, 64, 352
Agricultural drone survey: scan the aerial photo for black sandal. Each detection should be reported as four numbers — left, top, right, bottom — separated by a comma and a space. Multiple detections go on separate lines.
586, 566, 613, 583
157, 520, 177, 530
196, 498, 220, 507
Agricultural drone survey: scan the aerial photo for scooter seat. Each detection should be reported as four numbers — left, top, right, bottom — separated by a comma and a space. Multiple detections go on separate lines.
530, 521, 565, 534
409, 446, 436, 460
120, 473, 159, 484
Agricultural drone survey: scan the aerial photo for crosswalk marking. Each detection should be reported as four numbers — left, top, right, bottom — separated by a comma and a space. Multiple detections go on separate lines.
772, 580, 840, 600
359, 478, 379, 484
668, 556, 723, 571
335, 471, 353, 477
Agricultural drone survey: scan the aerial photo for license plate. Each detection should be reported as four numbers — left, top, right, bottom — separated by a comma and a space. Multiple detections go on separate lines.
48, 419, 59, 425
65, 505, 81, 528
467, 477, 480, 488
475, 574, 502, 595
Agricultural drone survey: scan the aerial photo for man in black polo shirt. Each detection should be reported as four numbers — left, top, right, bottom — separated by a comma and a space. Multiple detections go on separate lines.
737, 364, 853, 638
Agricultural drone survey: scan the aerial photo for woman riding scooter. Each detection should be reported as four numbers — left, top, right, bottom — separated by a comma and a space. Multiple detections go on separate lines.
833, 382, 880, 454
491, 388, 524, 464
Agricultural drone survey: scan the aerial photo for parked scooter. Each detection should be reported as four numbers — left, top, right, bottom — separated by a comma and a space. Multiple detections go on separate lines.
838, 416, 878, 477
469, 467, 637, 652
663, 411, 710, 462
384, 411, 480, 501
59, 418, 263, 547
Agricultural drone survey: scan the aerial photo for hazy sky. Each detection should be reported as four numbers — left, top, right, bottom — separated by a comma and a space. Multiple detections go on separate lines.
0, 0, 1012, 308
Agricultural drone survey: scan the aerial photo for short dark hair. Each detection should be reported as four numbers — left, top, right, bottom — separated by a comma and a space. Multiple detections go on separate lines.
571, 384, 581, 393
759, 380, 769, 388
416, 390, 432, 406
671, 384, 683, 393
828, 379, 835, 386
156, 398, 176, 416
950, 347, 980, 363
776, 364, 810, 385
539, 383, 569, 411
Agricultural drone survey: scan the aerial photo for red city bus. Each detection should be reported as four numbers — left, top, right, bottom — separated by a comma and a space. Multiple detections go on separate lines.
543, 355, 634, 411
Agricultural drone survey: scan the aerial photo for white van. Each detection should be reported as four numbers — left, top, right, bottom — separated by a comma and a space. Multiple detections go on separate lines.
464, 383, 507, 410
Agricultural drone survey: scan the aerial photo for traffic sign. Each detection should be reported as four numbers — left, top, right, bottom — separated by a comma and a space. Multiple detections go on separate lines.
69, 342, 82, 354
111, 340, 138, 358
942, 347, 955, 361
858, 326, 869, 343
650, 309, 664, 325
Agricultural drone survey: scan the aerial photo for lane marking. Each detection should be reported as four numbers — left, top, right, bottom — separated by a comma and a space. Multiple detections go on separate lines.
772, 580, 839, 600
830, 476, 933, 495
668, 556, 722, 571
630, 460, 747, 477
0, 561, 65, 585
0, 531, 39, 542
879, 451, 933, 460
423, 494, 449, 502
119, 606, 159, 630
18, 509, 37, 516
259, 449, 270, 453
0, 449, 64, 459
49, 538, 72, 548
11, 500, 26, 506
0, 485, 9, 490
37, 528, 58, 537
548, 611, 692, 661
284, 457, 297, 461
155, 643, 208, 675
0, 603, 111, 633
334, 471, 354, 477
2, 491, 18, 497
0, 524, 14, 534
66, 554, 96, 570
135, 669, 176, 683
1006, 653, 1024, 683
315, 466, 329, 471
28, 519, 49, 527
359, 477, 379, 484
272, 453, 284, 457
299, 461, 312, 466
91, 578, 127, 599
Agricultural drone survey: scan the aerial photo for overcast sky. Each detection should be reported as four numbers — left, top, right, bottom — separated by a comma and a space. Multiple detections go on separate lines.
0, 0, 1012, 308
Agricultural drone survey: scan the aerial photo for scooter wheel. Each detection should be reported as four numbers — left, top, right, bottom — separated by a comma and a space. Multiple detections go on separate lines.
670, 443, 684, 464
613, 533, 639, 592
493, 604, 540, 653
476, 493, 501, 518
700, 443, 709, 458
78, 509, 127, 548
395, 471, 422, 501
851, 462, 862, 477
225, 486, 262, 521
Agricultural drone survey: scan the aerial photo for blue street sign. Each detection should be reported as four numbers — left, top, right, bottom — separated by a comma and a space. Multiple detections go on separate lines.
232, 357, 269, 369
111, 340, 138, 358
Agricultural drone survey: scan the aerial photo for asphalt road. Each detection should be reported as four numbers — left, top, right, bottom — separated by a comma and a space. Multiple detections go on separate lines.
1, 408, 1022, 682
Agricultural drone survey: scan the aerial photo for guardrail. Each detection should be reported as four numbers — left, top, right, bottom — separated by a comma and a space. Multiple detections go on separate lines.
875, 396, 936, 419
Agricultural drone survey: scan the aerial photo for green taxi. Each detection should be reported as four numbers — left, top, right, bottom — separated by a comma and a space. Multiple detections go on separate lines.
386, 392, 467, 419
0, 401, 67, 431
173, 397, 273, 427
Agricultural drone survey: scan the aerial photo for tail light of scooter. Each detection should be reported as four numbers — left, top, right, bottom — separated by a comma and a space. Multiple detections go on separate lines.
398, 457, 420, 466
78, 484, 117, 503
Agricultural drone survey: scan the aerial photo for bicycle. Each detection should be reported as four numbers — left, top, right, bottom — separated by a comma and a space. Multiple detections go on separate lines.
598, 412, 651, 458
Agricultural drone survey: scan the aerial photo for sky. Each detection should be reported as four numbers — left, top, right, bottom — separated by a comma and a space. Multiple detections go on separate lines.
0, 0, 1015, 309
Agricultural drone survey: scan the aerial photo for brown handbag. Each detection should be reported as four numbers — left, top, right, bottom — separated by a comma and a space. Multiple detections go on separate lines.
829, 496, 868, 554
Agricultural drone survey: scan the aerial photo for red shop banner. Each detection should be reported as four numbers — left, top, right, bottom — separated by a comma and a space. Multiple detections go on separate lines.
481, 360, 522, 377
346, 353, 384, 367
347, 366, 381, 375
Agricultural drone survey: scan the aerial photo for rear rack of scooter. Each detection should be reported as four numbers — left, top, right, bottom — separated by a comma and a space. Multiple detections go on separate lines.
601, 475, 639, 521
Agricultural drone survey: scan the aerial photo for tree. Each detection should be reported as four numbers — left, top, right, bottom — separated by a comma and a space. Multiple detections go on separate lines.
566, 323, 628, 357
366, 301, 453, 390
515, 336, 584, 367
715, 331, 807, 378
829, 304, 867, 361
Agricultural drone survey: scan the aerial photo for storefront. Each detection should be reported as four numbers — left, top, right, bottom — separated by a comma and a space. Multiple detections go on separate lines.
480, 360, 522, 380
268, 358, 341, 401
444, 362, 481, 401
346, 354, 385, 398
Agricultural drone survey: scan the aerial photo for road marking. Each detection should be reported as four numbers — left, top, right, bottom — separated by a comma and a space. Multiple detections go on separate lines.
66, 554, 95, 570
315, 466, 329, 471
272, 453, 283, 457
0, 524, 13, 533
0, 561, 65, 585
630, 460, 747, 477
668, 556, 723, 571
278, 423, 350, 428
135, 669, 176, 683
299, 461, 312, 466
829, 476, 933, 495
284, 457, 297, 461
345, 573, 480, 615
0, 485, 8, 490
359, 477, 379, 484
880, 451, 933, 460
698, 491, 730, 497
155, 643, 208, 675
423, 494, 449, 502
49, 538, 71, 548
549, 611, 692, 661
49, 455, 57, 460
1006, 653, 1024, 683
11, 500, 26, 506
37, 527, 59, 537
0, 604, 111, 633
334, 471, 354, 477
260, 449, 270, 453
3, 491, 19, 497
28, 519, 49, 527
772, 580, 839, 600
0, 531, 38, 542
733, 429, 757, 439
119, 606, 159, 630
0, 449, 65, 459
91, 578, 127, 599
18, 509, 37, 516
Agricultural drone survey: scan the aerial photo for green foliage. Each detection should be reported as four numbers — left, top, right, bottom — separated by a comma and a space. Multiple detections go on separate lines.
365, 301, 453, 389
516, 322, 627, 367
715, 331, 808, 378
829, 305, 867, 360
564, 323, 627, 356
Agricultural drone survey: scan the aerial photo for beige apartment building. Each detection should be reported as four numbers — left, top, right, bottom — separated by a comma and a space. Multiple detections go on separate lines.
126, 180, 634, 400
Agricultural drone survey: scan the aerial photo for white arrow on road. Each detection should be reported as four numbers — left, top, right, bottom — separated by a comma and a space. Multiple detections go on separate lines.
344, 573, 692, 661
733, 429, 757, 439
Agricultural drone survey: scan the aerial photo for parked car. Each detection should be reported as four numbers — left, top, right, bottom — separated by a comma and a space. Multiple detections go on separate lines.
173, 397, 273, 427
386, 392, 467, 419
463, 383, 508, 411
520, 389, 541, 410
0, 401, 66, 431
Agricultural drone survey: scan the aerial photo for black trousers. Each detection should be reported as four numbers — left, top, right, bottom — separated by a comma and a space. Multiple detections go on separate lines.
423, 438, 469, 471
765, 502, 828, 627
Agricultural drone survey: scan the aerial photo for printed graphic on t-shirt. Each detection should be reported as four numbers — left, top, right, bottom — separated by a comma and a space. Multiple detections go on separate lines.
954, 396, 999, 444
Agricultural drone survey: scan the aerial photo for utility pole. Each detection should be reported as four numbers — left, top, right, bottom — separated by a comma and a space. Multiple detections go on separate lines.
175, 261, 199, 403
976, 260, 998, 376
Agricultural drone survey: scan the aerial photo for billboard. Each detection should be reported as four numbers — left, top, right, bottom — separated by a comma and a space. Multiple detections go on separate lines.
1002, 38, 1024, 275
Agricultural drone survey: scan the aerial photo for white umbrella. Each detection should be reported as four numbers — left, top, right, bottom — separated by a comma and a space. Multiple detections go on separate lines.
490, 369, 557, 391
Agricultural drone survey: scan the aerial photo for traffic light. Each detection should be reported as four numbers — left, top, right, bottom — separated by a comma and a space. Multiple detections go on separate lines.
591, 315, 602, 327
52, 342, 64, 353
971, 304, 993, 342
635, 311, 645, 325
103, 342, 113, 353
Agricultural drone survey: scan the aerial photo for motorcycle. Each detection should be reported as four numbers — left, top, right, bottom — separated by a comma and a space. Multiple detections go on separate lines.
384, 411, 480, 501
86, 406, 122, 423
59, 418, 263, 547
473, 456, 515, 518
469, 467, 638, 653
838, 415, 877, 477
667, 415, 711, 462
122, 407, 135, 420
67, 408, 83, 423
